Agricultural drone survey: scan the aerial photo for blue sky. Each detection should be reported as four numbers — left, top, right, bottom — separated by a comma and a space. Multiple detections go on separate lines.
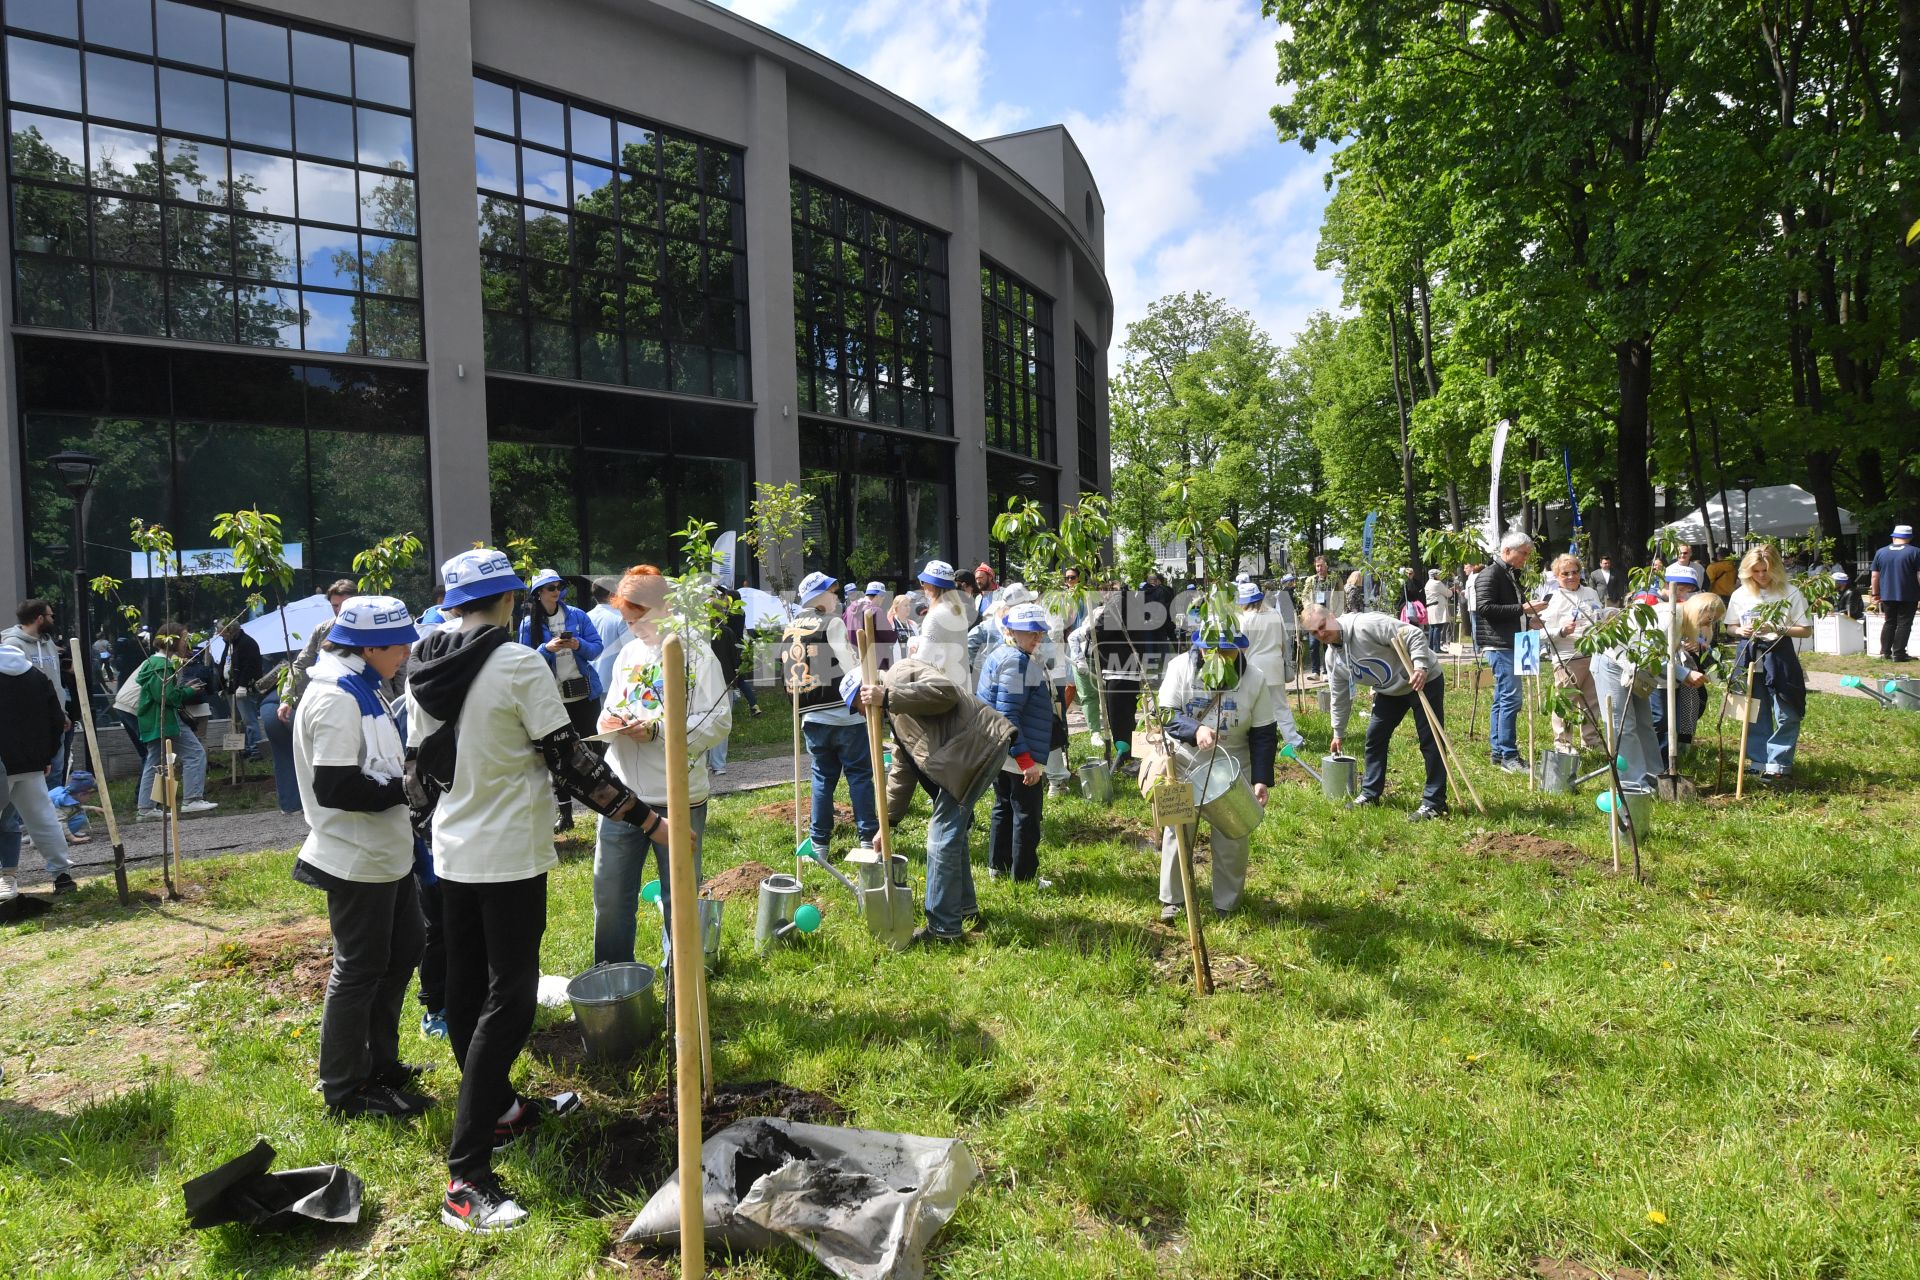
715, 0, 1342, 354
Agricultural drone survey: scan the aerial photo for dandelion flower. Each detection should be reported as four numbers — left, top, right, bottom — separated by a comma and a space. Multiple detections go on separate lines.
1646, 1209, 1667, 1225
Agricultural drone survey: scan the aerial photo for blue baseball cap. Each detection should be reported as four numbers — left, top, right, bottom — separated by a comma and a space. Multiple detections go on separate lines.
1192, 630, 1250, 650
865, 581, 885, 596
1003, 602, 1050, 633
1236, 582, 1265, 606
441, 548, 526, 608
797, 571, 837, 605
1664, 565, 1700, 586
527, 568, 567, 594
330, 595, 419, 647
66, 769, 95, 792
918, 559, 957, 588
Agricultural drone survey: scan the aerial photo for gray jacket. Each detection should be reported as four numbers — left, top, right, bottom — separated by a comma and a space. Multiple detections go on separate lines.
1327, 612, 1439, 735
879, 658, 1014, 819
1, 623, 63, 692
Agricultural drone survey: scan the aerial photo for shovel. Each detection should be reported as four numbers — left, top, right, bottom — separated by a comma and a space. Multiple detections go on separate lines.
858, 615, 913, 950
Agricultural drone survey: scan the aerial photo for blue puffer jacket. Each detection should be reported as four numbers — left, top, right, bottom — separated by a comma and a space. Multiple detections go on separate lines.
517, 602, 606, 700
977, 644, 1051, 766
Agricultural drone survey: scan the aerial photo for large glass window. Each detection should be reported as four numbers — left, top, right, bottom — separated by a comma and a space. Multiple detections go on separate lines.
799, 419, 954, 587
485, 376, 753, 574
980, 258, 1054, 463
18, 334, 431, 619
474, 75, 747, 399
4, 1, 421, 356
790, 173, 949, 434
1074, 325, 1098, 489
986, 450, 1059, 579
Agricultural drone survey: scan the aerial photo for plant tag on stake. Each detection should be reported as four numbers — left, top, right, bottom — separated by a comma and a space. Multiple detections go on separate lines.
1151, 777, 1197, 827
1515, 630, 1542, 676
221, 732, 248, 752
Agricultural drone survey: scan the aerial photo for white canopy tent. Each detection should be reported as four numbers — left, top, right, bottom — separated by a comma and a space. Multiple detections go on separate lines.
1661, 484, 1855, 546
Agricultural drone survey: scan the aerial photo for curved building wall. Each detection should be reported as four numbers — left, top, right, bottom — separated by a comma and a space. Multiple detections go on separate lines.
1, 0, 1111, 607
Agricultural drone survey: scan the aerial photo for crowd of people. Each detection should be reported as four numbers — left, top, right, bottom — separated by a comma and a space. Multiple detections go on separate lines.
2, 517, 1915, 1232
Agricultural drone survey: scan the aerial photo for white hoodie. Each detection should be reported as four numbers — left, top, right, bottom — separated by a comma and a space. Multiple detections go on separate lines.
1, 623, 62, 690
600, 631, 733, 806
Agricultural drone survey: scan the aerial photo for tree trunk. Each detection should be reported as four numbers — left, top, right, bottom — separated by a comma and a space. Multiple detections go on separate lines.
1680, 386, 1713, 549
1385, 301, 1426, 577
1615, 337, 1656, 565
1804, 448, 1844, 541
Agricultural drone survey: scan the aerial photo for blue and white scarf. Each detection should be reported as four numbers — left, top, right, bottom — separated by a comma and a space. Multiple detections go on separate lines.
311, 652, 405, 785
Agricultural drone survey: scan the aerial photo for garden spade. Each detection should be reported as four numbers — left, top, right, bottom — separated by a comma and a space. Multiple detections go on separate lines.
858, 614, 913, 949
68, 637, 129, 905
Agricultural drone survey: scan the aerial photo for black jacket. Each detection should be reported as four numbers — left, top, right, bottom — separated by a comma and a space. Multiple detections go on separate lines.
0, 660, 64, 775
1473, 561, 1528, 650
223, 629, 264, 689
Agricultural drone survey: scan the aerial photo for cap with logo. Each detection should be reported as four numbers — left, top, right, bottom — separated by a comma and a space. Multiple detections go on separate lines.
797, 571, 838, 605
918, 559, 957, 588
1893, 524, 1915, 540
1192, 629, 1250, 650
440, 548, 526, 608
864, 581, 885, 596
329, 594, 420, 647
527, 568, 566, 593
1663, 565, 1701, 586
1002, 602, 1050, 633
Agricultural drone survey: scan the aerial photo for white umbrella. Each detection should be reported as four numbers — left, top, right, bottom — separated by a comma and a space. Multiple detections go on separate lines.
738, 586, 796, 632
241, 594, 337, 658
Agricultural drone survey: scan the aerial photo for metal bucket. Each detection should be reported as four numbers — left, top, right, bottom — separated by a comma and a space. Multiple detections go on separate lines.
696, 897, 723, 971
1887, 678, 1920, 712
566, 962, 663, 1062
1538, 749, 1580, 794
1182, 750, 1264, 840
1316, 688, 1332, 713
1077, 760, 1114, 805
1321, 753, 1358, 800
756, 874, 803, 951
1599, 782, 1654, 836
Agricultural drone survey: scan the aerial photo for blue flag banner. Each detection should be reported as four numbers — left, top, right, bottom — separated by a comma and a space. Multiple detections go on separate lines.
1362, 511, 1378, 604
1563, 449, 1582, 554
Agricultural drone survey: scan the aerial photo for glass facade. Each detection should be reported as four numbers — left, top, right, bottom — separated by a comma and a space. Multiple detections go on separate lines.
4, 0, 421, 356
18, 335, 431, 620
1074, 325, 1098, 491
791, 172, 949, 434
800, 420, 952, 587
980, 257, 1053, 463
474, 74, 747, 398
485, 376, 752, 575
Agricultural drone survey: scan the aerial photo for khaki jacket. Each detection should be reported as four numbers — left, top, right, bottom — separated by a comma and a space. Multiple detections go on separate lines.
879, 658, 1013, 819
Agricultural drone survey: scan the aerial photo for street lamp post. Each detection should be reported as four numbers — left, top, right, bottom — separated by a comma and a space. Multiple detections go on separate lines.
46, 450, 101, 719
1736, 474, 1758, 550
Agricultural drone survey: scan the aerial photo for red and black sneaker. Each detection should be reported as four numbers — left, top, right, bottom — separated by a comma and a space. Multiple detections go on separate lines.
441, 1174, 528, 1233
492, 1091, 580, 1150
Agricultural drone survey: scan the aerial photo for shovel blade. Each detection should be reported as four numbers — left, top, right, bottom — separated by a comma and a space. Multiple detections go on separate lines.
1655, 773, 1694, 801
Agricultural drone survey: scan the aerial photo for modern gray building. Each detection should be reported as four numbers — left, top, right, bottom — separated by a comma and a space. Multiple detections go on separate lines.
0, 0, 1112, 621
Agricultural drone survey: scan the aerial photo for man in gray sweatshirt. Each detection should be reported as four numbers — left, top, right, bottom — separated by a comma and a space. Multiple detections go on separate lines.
1303, 605, 1447, 821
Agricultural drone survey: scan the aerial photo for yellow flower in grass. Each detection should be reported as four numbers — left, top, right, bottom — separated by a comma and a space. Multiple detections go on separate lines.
1646, 1209, 1667, 1225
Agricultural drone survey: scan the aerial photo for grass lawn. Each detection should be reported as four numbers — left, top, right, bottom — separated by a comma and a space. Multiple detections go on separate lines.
4, 681, 1918, 1278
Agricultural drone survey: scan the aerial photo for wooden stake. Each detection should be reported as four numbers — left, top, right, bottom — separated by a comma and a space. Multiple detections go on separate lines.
659, 634, 705, 1277
68, 637, 129, 905
790, 684, 804, 883
1734, 656, 1758, 801
858, 614, 898, 928
1171, 820, 1213, 995
1388, 634, 1484, 815
161, 740, 180, 899
1600, 696, 1621, 874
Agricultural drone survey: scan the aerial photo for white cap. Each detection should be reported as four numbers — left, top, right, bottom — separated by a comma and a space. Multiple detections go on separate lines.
797, 571, 837, 605
329, 595, 418, 648
1003, 602, 1050, 633
1236, 581, 1264, 606
440, 548, 526, 608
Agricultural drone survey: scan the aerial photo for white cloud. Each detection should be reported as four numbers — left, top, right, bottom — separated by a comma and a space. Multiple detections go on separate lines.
838, 0, 1027, 139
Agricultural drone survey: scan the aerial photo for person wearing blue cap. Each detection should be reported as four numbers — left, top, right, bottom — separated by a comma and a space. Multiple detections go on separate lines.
1869, 523, 1919, 661
783, 571, 879, 860
45, 768, 95, 844
910, 559, 974, 689
977, 602, 1057, 889
289, 595, 432, 1121
1236, 580, 1303, 751
406, 550, 653, 1234
1155, 624, 1279, 920
518, 570, 606, 836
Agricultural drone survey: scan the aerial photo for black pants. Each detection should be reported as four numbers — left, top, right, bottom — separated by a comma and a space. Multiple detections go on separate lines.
442, 874, 547, 1182
414, 870, 445, 1012
1102, 676, 1141, 759
1882, 599, 1916, 659
988, 771, 1045, 880
317, 873, 423, 1106
1361, 673, 1447, 810
551, 698, 599, 826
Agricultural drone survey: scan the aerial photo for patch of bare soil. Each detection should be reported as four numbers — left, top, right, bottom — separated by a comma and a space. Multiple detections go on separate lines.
1464, 832, 1588, 870
749, 798, 855, 827
1052, 809, 1155, 846
567, 1079, 847, 1212
196, 920, 333, 999
702, 861, 780, 902
1533, 1259, 1649, 1280
1144, 926, 1270, 992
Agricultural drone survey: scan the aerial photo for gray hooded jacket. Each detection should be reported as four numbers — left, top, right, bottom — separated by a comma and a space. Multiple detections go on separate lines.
1, 623, 63, 692
1326, 611, 1439, 736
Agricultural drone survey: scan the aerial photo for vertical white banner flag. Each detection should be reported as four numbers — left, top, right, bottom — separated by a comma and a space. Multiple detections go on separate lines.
1485, 418, 1512, 552
712, 530, 738, 586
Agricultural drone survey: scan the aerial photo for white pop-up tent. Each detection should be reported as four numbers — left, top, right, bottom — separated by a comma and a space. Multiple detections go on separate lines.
1662, 484, 1856, 545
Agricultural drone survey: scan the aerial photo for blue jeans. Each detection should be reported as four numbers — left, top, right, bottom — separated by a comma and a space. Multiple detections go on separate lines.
707, 737, 728, 773
923, 777, 988, 936
1743, 683, 1803, 773
592, 802, 706, 966
121, 711, 208, 808
801, 719, 878, 851
1484, 648, 1520, 761
260, 694, 301, 812
1589, 654, 1659, 787
234, 692, 264, 753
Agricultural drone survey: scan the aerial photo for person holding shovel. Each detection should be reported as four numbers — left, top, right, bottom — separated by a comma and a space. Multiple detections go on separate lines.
861, 639, 1013, 943
289, 595, 431, 1121
1154, 626, 1280, 920
1306, 605, 1447, 822
405, 550, 652, 1235
590, 566, 732, 968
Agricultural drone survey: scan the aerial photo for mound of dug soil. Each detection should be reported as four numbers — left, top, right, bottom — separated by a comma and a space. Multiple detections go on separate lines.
701, 861, 780, 902
1464, 832, 1587, 870
749, 798, 855, 828
1153, 945, 1271, 993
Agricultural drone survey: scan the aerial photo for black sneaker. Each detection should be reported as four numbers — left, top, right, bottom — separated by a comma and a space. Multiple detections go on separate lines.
909, 925, 964, 946
1408, 805, 1449, 823
1159, 903, 1181, 923
492, 1096, 545, 1150
51, 873, 77, 894
442, 1174, 528, 1233
370, 1061, 427, 1090
329, 1082, 432, 1119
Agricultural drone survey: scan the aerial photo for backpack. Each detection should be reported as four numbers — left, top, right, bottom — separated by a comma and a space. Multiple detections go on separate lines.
780, 613, 843, 714
1400, 599, 1428, 627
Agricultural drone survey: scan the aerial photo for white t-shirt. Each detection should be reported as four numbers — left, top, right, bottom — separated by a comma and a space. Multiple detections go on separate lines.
915, 596, 973, 692
293, 673, 412, 882
601, 631, 733, 805
1728, 583, 1809, 632
406, 639, 569, 883
1239, 606, 1289, 692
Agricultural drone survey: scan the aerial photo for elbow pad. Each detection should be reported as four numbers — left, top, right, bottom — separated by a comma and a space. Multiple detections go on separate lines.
536, 727, 652, 827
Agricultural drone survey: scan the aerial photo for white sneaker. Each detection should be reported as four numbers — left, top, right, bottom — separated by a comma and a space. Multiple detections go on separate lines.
0, 873, 17, 901
136, 809, 162, 822
179, 799, 219, 814
1088, 733, 1106, 749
